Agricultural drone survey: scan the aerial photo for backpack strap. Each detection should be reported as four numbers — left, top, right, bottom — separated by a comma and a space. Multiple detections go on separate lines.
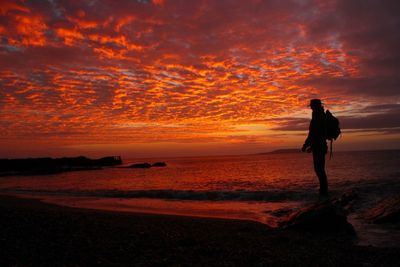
329, 139, 333, 159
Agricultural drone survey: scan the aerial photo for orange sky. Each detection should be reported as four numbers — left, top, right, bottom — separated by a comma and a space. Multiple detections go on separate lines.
1, 0, 400, 158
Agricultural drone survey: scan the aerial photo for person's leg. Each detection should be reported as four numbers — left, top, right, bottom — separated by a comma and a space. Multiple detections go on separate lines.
313, 149, 328, 195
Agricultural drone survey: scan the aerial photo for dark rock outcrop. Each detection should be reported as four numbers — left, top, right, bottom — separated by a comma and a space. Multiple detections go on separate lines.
127, 163, 152, 169
0, 156, 122, 176
281, 198, 355, 235
95, 156, 122, 166
338, 189, 358, 206
364, 196, 400, 224
152, 162, 167, 167
124, 162, 167, 168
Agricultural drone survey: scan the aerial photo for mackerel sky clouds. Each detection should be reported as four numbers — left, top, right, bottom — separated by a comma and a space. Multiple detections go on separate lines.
1, 0, 400, 157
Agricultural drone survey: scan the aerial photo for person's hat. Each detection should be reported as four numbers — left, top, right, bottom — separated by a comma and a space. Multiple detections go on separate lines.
309, 99, 322, 107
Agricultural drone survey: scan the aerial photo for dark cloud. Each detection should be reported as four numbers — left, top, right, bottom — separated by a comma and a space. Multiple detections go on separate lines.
271, 104, 400, 132
265, 117, 308, 131
298, 76, 400, 97
340, 105, 400, 129
300, 0, 400, 98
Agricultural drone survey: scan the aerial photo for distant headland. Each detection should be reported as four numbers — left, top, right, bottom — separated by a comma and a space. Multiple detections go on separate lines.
256, 148, 301, 155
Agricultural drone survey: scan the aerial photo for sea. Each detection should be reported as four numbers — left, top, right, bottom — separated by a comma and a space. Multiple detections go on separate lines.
1, 150, 399, 247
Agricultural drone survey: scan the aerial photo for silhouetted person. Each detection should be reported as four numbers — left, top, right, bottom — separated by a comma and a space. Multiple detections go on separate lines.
301, 99, 328, 196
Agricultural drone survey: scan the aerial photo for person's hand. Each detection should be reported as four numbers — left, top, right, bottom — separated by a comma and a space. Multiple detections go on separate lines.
301, 145, 307, 152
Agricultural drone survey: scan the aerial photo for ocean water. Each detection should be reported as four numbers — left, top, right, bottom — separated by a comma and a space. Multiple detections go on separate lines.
1, 150, 399, 246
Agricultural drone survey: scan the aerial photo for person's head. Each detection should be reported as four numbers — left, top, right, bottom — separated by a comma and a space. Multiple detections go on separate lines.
309, 99, 323, 111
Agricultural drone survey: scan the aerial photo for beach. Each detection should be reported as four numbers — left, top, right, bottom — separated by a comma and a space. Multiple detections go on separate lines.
1, 195, 399, 267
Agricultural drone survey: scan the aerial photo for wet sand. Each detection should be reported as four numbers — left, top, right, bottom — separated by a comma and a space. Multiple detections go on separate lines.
0, 195, 399, 267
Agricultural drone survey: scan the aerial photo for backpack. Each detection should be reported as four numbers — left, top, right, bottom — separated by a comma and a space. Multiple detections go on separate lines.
325, 110, 341, 158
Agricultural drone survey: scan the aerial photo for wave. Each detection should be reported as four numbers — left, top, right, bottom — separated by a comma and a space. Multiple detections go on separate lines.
2, 177, 399, 202
0, 188, 314, 202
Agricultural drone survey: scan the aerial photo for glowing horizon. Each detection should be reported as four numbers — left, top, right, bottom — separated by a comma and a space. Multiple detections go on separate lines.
1, 0, 400, 158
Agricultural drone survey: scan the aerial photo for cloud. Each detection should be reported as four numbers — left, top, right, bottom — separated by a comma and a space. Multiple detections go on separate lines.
271, 104, 400, 133
298, 0, 400, 98
0, 0, 399, 155
298, 76, 400, 97
340, 104, 400, 130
